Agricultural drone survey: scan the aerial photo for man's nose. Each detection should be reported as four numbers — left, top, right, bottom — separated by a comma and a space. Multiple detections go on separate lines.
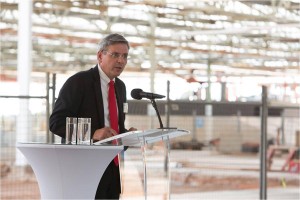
117, 56, 126, 62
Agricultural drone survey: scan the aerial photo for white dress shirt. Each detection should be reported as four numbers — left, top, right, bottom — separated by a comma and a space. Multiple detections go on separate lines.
98, 64, 119, 128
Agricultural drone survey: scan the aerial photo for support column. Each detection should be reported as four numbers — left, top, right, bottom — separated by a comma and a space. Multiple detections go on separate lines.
221, 81, 226, 101
205, 59, 213, 141
149, 14, 157, 93
206, 59, 211, 102
16, 0, 33, 165
260, 86, 268, 200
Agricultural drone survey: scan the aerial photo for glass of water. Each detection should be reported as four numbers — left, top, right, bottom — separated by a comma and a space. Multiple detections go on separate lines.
66, 117, 77, 144
77, 118, 91, 145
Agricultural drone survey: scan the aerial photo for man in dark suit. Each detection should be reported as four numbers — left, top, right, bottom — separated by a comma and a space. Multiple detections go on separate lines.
50, 33, 136, 199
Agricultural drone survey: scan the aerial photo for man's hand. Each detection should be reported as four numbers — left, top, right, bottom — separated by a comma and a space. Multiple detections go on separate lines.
128, 127, 137, 132
93, 127, 117, 141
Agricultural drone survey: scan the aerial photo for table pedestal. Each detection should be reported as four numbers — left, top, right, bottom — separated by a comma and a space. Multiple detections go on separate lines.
17, 143, 123, 199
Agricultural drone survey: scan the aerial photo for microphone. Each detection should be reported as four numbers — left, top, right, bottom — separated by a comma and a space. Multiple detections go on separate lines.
131, 88, 165, 100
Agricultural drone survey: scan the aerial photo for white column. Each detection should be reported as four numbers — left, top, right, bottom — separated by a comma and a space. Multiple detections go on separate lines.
205, 59, 213, 142
149, 13, 157, 93
16, 0, 33, 166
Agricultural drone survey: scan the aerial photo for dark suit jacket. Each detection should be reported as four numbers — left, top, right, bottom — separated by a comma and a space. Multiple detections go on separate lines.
50, 65, 127, 138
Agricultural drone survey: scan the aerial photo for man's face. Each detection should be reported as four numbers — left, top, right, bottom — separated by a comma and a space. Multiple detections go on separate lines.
97, 43, 129, 80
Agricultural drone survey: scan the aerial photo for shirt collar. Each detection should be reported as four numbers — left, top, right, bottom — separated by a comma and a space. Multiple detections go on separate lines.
98, 64, 115, 85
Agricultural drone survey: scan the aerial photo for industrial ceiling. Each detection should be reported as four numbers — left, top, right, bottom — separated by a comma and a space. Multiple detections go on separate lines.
1, 0, 300, 81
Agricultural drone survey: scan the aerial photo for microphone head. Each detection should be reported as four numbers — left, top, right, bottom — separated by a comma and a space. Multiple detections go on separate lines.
131, 88, 143, 100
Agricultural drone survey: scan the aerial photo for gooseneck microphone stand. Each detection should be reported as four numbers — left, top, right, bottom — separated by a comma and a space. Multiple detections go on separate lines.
150, 99, 164, 128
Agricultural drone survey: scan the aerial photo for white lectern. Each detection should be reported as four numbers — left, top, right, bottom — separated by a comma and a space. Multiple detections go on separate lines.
17, 143, 123, 199
94, 128, 190, 200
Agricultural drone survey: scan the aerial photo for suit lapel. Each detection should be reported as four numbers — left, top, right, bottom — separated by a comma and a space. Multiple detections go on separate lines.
92, 66, 105, 128
115, 79, 125, 133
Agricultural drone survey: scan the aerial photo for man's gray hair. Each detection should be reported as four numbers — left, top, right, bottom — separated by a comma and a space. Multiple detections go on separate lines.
98, 33, 130, 52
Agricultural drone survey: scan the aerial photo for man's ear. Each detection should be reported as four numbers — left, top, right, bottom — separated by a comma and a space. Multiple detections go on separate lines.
97, 51, 102, 62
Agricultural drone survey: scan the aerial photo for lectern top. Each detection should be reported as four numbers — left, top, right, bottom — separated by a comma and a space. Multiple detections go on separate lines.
94, 128, 190, 147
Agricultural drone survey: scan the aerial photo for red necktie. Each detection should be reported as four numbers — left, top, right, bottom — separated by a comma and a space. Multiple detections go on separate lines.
108, 80, 119, 166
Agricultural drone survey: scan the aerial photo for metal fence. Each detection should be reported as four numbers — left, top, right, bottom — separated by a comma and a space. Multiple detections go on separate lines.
1, 73, 299, 200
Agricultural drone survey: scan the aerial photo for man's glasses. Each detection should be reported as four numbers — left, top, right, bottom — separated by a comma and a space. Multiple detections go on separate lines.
103, 50, 129, 60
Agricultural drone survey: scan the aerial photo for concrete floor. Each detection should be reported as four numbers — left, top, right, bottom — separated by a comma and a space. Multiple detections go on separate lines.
120, 147, 300, 200
122, 188, 299, 200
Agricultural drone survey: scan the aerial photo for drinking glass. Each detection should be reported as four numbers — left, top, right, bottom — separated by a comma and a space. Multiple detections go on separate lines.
77, 118, 91, 145
66, 117, 77, 144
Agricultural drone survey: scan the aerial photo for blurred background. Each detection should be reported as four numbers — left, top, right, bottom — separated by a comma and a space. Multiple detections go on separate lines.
1, 0, 299, 199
